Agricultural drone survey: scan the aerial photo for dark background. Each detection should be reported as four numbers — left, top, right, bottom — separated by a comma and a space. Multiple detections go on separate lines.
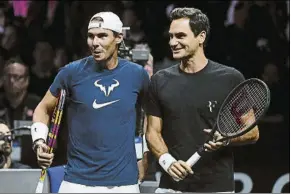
0, 1, 289, 192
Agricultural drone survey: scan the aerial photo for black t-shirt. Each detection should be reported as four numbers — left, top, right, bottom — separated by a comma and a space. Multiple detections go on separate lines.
28, 69, 58, 98
0, 93, 41, 128
146, 60, 245, 192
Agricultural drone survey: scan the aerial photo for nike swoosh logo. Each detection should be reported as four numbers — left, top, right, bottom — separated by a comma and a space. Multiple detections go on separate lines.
92, 99, 120, 109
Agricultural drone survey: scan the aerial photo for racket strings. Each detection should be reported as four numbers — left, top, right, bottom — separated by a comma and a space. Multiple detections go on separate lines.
218, 81, 269, 136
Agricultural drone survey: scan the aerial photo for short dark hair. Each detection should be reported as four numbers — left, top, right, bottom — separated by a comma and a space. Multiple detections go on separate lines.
4, 57, 29, 76
170, 7, 210, 46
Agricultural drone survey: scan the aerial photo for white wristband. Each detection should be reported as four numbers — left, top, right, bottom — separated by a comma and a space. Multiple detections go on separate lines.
31, 122, 49, 143
159, 153, 177, 173
142, 134, 149, 154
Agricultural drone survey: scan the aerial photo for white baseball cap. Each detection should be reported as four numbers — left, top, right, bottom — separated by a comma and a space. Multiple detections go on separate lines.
88, 12, 123, 33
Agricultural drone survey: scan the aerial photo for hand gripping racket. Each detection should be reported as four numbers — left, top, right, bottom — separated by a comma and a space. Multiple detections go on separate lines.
35, 89, 66, 193
185, 78, 270, 169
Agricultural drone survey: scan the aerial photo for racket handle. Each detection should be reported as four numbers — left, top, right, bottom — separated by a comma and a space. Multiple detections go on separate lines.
186, 152, 202, 167
173, 151, 203, 182
35, 181, 44, 193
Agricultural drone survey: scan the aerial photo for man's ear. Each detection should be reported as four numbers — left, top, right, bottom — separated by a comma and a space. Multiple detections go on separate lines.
115, 33, 123, 44
198, 31, 206, 45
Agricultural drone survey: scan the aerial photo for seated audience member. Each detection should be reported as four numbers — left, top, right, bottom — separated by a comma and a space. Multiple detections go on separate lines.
0, 119, 31, 169
0, 57, 41, 168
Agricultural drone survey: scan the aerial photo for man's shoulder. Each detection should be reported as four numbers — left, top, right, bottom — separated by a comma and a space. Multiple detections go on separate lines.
120, 58, 143, 71
72, 56, 93, 65
208, 60, 244, 78
118, 58, 149, 79
152, 64, 179, 80
61, 56, 93, 72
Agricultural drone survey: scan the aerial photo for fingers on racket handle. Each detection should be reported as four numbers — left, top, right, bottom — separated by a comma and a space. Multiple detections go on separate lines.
172, 152, 203, 182
173, 152, 202, 182
173, 177, 180, 182
198, 146, 207, 156
186, 152, 202, 167
35, 181, 44, 193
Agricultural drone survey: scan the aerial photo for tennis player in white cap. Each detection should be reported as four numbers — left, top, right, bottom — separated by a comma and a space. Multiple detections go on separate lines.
31, 11, 150, 193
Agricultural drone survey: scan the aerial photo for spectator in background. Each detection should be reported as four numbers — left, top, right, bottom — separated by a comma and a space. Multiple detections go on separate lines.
268, 1, 289, 66
245, 1, 276, 48
43, 0, 66, 48
0, 119, 31, 169
28, 40, 57, 97
1, 24, 21, 59
0, 57, 40, 127
122, 8, 147, 47
1, 18, 30, 64
54, 46, 70, 70
245, 1, 289, 67
24, 1, 46, 44
65, 1, 87, 60
252, 57, 289, 164
0, 57, 41, 168
224, 1, 254, 78
260, 60, 285, 124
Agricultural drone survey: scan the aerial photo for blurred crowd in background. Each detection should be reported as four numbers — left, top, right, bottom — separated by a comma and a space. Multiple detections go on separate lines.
0, 1, 289, 189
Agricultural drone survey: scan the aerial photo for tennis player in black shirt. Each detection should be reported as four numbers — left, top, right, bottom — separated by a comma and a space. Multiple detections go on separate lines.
145, 7, 259, 193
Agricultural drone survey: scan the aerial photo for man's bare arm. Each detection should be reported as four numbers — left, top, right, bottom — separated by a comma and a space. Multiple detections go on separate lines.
230, 126, 259, 145
33, 90, 58, 125
145, 115, 168, 158
31, 90, 59, 168
146, 115, 193, 180
31, 90, 59, 145
230, 109, 259, 145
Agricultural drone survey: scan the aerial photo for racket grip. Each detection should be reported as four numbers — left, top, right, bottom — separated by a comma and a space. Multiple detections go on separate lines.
35, 181, 44, 193
197, 146, 207, 156
172, 150, 203, 182
186, 152, 202, 167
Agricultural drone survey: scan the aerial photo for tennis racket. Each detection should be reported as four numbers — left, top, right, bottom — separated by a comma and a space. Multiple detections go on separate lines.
35, 89, 66, 193
173, 78, 270, 182
188, 78, 270, 165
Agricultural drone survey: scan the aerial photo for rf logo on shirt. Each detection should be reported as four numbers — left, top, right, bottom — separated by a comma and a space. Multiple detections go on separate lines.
207, 101, 217, 113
